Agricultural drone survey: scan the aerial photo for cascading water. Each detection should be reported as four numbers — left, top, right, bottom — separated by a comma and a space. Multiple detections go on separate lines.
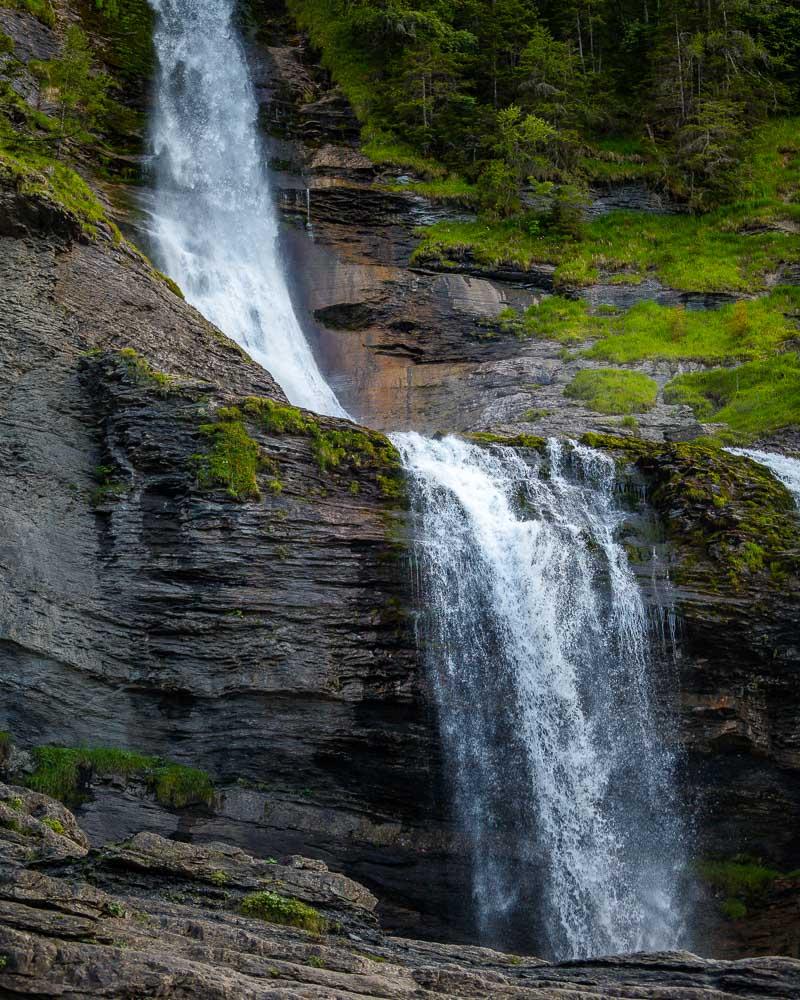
393, 432, 686, 959
727, 448, 800, 506
145, 0, 345, 417
143, 3, 687, 962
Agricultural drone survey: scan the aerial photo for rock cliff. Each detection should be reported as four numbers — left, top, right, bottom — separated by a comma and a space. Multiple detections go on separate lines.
1, 0, 800, 966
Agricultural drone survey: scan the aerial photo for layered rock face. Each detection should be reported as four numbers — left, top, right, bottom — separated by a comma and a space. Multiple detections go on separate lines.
0, 181, 465, 938
2, 1, 800, 964
2, 788, 799, 998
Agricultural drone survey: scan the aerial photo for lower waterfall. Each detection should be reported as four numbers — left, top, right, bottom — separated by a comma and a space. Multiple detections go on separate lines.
393, 432, 686, 959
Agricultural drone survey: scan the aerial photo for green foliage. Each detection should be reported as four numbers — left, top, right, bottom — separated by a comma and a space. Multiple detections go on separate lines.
564, 369, 658, 414
41, 817, 65, 835
699, 857, 782, 920
117, 348, 175, 391
664, 353, 800, 442
0, 140, 113, 235
196, 407, 263, 502
83, 0, 155, 88
29, 26, 111, 147
1, 0, 55, 27
240, 891, 328, 934
26, 745, 214, 809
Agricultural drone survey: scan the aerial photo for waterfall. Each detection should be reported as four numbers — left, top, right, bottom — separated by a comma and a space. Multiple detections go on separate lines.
145, 0, 345, 417
727, 448, 800, 507
141, 3, 687, 962
393, 432, 686, 960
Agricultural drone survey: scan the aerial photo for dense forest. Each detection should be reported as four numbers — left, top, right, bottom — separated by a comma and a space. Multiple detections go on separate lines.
287, 0, 800, 209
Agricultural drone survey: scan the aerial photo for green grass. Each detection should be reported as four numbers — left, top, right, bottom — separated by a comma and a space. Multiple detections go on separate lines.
699, 857, 782, 919
586, 289, 800, 364
196, 406, 263, 502
362, 134, 448, 180
240, 891, 328, 934
564, 369, 658, 414
26, 745, 214, 808
664, 353, 800, 442
381, 174, 477, 205
412, 119, 800, 293
0, 141, 114, 236
414, 209, 800, 292
497, 287, 799, 365
0, 0, 55, 27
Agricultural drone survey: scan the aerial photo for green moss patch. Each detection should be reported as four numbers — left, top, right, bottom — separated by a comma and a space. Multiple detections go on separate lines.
117, 348, 175, 392
466, 432, 546, 451
241, 397, 405, 501
195, 407, 263, 502
582, 434, 800, 585
240, 890, 328, 934
699, 857, 782, 919
565, 369, 658, 414
26, 745, 214, 809
664, 353, 800, 442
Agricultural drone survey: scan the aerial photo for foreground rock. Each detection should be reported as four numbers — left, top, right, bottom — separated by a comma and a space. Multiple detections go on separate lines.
1, 806, 798, 999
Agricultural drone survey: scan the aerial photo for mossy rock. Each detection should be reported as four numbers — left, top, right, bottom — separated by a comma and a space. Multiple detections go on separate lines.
582, 433, 800, 587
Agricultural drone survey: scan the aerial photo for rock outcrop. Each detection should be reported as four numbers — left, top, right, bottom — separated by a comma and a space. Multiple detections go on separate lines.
2, 799, 799, 998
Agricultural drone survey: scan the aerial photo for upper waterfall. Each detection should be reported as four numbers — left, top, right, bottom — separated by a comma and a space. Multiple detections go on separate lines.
145, 0, 345, 417
393, 432, 687, 960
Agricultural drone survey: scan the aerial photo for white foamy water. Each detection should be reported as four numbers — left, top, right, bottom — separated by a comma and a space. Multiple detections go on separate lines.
146, 0, 345, 416
393, 432, 686, 959
727, 448, 800, 507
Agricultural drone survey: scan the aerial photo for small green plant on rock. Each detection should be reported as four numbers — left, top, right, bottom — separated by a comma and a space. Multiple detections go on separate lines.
240, 891, 328, 934
26, 745, 214, 809
41, 817, 65, 835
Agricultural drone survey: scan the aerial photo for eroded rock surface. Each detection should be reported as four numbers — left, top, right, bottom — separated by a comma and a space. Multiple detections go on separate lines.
1, 805, 799, 999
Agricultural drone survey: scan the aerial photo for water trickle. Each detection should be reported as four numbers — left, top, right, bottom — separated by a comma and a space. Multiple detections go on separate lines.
145, 0, 345, 417
727, 448, 800, 507
393, 432, 687, 960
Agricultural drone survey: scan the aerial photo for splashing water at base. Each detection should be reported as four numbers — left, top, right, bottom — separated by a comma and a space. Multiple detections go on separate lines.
393, 432, 687, 960
146, 0, 345, 417
727, 448, 800, 507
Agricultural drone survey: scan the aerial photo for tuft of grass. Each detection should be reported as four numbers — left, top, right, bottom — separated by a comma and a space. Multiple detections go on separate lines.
381, 174, 477, 206
699, 857, 782, 920
117, 348, 174, 392
3, 0, 55, 27
195, 407, 262, 502
41, 817, 65, 835
26, 745, 214, 809
664, 353, 800, 441
564, 369, 658, 414
240, 891, 328, 934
